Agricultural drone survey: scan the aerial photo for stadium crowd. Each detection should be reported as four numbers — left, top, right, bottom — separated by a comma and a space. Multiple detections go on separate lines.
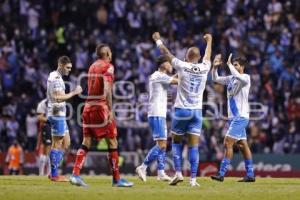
0, 0, 300, 158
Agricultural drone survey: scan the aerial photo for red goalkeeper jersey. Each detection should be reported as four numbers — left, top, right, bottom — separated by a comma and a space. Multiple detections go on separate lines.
84, 59, 114, 112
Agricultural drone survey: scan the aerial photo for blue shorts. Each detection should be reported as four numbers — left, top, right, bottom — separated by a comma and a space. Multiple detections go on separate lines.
48, 116, 69, 136
171, 108, 202, 136
148, 117, 167, 141
226, 117, 249, 140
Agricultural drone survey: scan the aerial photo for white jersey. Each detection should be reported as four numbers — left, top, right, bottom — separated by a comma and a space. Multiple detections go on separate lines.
36, 99, 47, 115
172, 58, 211, 109
46, 71, 66, 117
212, 64, 250, 119
148, 71, 172, 117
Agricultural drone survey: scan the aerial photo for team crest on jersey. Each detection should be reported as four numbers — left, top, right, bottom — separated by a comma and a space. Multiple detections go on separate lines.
192, 66, 200, 73
107, 66, 114, 74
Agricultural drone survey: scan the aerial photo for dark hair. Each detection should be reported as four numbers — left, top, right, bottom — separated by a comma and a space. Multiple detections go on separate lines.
96, 43, 109, 58
156, 55, 169, 67
233, 57, 247, 67
58, 56, 71, 65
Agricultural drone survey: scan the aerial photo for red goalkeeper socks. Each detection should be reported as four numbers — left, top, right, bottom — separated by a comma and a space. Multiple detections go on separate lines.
72, 145, 88, 176
108, 149, 120, 181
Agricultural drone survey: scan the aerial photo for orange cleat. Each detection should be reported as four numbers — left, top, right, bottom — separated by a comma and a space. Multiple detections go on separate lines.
49, 175, 68, 182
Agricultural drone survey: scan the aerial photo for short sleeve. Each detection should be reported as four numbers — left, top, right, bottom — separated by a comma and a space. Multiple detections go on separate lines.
171, 57, 187, 70
103, 65, 114, 83
157, 73, 172, 85
37, 101, 46, 114
51, 80, 64, 92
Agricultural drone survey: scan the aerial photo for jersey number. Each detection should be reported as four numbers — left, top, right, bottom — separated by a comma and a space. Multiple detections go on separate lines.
189, 77, 202, 93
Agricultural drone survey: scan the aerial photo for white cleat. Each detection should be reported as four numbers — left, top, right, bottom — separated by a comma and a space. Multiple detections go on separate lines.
136, 166, 147, 182
157, 173, 172, 182
189, 178, 200, 187
169, 174, 184, 186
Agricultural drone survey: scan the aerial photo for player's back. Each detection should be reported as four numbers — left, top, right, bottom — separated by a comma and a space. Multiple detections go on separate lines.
84, 59, 114, 112
171, 58, 211, 109
148, 71, 172, 118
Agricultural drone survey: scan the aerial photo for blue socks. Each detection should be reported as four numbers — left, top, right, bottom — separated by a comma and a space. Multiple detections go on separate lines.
244, 159, 255, 177
218, 158, 255, 178
172, 143, 183, 172
188, 146, 199, 178
157, 149, 166, 171
49, 149, 64, 177
143, 145, 166, 170
219, 157, 231, 177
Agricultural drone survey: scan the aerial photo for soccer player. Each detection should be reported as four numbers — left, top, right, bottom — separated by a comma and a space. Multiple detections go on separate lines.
152, 32, 212, 186
47, 56, 82, 181
136, 55, 178, 182
36, 98, 51, 176
69, 44, 133, 187
211, 54, 255, 182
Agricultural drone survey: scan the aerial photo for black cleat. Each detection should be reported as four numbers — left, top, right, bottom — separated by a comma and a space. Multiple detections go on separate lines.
238, 176, 256, 182
211, 173, 224, 182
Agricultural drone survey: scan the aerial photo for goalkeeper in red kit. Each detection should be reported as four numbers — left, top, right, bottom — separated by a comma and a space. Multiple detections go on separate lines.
69, 44, 134, 187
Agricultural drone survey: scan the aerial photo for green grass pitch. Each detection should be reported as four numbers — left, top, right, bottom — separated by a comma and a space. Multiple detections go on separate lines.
1, 176, 300, 200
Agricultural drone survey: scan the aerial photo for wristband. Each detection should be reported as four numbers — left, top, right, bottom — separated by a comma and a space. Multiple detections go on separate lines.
156, 39, 163, 47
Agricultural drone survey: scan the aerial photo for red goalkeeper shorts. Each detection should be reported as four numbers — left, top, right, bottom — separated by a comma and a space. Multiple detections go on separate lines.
82, 108, 117, 139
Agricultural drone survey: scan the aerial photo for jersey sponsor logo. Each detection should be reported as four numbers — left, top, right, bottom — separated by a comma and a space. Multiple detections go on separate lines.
183, 68, 208, 75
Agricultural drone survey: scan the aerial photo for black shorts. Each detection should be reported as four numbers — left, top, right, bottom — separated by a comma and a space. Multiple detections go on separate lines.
42, 121, 52, 145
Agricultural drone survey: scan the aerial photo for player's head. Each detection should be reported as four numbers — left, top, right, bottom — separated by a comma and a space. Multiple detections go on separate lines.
233, 57, 247, 73
57, 56, 72, 76
96, 43, 112, 62
156, 55, 172, 73
185, 47, 201, 63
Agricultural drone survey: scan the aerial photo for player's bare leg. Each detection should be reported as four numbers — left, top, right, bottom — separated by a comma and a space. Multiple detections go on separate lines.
169, 134, 184, 186
70, 136, 92, 187
187, 134, 200, 187
237, 140, 255, 182
106, 137, 133, 187
211, 136, 236, 182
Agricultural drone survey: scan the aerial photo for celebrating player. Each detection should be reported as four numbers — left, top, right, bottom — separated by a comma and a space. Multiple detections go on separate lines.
152, 32, 212, 186
136, 55, 178, 182
211, 54, 255, 182
36, 98, 51, 176
47, 56, 82, 181
69, 44, 134, 187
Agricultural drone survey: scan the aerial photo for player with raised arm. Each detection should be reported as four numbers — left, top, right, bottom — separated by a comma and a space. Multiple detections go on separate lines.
152, 32, 212, 186
211, 54, 255, 182
36, 98, 51, 176
69, 44, 133, 187
47, 56, 82, 181
136, 55, 178, 182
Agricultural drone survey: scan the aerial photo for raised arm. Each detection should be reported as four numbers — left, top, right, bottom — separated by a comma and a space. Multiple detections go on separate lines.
211, 54, 230, 85
226, 54, 248, 85
152, 32, 175, 63
203, 34, 212, 62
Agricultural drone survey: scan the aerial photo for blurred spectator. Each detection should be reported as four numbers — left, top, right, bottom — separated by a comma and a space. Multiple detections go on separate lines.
0, 0, 299, 155
5, 140, 24, 175
25, 109, 37, 151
